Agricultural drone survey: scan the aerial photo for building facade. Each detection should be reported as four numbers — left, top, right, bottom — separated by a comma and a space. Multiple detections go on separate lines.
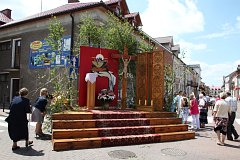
223, 65, 240, 100
0, 0, 145, 107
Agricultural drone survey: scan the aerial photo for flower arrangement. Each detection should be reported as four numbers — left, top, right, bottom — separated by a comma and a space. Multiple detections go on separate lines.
97, 89, 115, 104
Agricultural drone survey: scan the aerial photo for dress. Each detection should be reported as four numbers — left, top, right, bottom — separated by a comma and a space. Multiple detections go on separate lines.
5, 96, 31, 142
31, 96, 48, 123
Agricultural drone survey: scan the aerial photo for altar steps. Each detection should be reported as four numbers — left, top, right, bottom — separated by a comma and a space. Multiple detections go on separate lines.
52, 111, 195, 151
52, 124, 188, 139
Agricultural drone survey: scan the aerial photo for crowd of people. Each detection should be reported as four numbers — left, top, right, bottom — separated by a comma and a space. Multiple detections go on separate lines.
172, 90, 239, 146
5, 88, 49, 150
3, 87, 240, 150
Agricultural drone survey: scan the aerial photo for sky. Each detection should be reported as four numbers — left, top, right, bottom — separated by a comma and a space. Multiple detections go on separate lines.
1, 0, 240, 87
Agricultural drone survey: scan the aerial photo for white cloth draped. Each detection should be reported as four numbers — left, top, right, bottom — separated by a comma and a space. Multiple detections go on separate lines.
85, 73, 98, 83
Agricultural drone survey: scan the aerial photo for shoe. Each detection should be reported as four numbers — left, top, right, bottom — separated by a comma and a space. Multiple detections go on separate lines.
35, 133, 44, 137
12, 146, 20, 151
227, 138, 233, 141
25, 141, 33, 147
217, 142, 224, 146
234, 135, 239, 140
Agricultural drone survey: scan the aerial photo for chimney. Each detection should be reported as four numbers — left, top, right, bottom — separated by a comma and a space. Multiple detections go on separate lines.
0, 9, 11, 19
68, 0, 79, 3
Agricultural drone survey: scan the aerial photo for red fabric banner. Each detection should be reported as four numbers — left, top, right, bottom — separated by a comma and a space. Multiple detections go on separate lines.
79, 46, 119, 106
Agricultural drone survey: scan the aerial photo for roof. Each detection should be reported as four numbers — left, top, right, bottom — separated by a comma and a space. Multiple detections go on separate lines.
124, 12, 142, 26
124, 12, 138, 18
0, 12, 12, 23
105, 0, 129, 15
211, 86, 221, 90
105, 0, 119, 5
171, 44, 180, 51
0, 0, 132, 29
0, 1, 104, 28
155, 36, 173, 44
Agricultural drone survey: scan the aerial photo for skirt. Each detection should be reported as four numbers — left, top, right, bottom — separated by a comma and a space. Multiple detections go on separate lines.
8, 122, 29, 142
31, 107, 44, 123
199, 107, 208, 124
214, 117, 228, 135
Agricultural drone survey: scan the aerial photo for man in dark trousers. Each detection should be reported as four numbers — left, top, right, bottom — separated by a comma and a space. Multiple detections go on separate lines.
226, 92, 239, 140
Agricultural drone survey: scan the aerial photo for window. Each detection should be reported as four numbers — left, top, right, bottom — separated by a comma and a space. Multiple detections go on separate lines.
0, 74, 8, 82
0, 41, 11, 51
12, 38, 21, 68
14, 40, 21, 68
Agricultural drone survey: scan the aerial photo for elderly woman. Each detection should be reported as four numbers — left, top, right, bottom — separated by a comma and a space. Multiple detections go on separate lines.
213, 92, 231, 146
5, 88, 33, 150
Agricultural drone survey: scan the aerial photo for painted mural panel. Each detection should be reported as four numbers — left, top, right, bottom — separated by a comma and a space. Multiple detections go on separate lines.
29, 35, 71, 69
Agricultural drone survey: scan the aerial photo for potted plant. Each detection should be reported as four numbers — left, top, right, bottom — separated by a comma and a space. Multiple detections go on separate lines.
97, 89, 115, 109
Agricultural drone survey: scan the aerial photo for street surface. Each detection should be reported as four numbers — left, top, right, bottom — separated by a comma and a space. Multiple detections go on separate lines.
0, 105, 240, 160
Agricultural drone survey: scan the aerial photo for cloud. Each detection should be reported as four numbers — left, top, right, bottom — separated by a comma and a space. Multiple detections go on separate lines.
174, 39, 207, 64
236, 16, 240, 29
141, 0, 204, 37
198, 17, 240, 39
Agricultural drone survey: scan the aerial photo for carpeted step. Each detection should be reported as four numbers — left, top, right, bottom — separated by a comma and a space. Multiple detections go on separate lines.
52, 111, 177, 120
52, 112, 93, 120
52, 118, 182, 129
52, 131, 195, 151
52, 124, 188, 139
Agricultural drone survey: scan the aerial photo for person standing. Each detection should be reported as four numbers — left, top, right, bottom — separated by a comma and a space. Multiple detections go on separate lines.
213, 92, 231, 146
5, 88, 33, 150
176, 91, 183, 117
171, 92, 178, 112
225, 92, 239, 140
189, 93, 200, 130
32, 88, 49, 137
181, 92, 189, 124
199, 93, 208, 128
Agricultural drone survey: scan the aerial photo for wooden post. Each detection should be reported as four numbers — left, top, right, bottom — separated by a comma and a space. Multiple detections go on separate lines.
86, 81, 96, 110
121, 74, 127, 109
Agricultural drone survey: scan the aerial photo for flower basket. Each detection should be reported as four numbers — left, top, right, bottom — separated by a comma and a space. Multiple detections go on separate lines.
97, 89, 115, 109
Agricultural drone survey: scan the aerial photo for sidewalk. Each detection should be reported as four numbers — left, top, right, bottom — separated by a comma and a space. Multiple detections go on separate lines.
0, 109, 240, 160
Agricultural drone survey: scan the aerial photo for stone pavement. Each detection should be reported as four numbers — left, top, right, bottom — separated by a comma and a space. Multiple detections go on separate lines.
0, 108, 240, 160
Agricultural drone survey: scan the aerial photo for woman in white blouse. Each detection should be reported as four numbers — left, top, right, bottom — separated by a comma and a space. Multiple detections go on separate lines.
213, 92, 231, 146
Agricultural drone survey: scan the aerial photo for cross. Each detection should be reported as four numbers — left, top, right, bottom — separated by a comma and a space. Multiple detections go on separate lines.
111, 46, 136, 109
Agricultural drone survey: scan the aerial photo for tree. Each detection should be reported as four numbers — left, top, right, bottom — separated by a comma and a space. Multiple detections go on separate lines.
39, 17, 78, 131
77, 12, 153, 105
